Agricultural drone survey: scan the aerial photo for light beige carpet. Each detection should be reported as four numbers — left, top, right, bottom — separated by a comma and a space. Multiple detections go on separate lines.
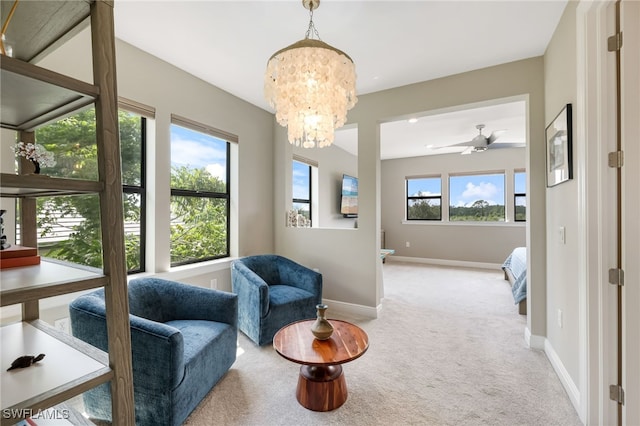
183, 262, 582, 426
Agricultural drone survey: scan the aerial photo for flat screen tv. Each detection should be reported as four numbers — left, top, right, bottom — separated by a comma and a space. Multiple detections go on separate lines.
340, 174, 358, 218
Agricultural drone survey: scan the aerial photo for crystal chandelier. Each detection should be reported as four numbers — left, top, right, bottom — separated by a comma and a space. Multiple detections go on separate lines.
264, 0, 357, 148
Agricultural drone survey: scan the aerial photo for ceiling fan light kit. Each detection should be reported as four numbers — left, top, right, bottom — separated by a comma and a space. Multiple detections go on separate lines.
264, 0, 357, 148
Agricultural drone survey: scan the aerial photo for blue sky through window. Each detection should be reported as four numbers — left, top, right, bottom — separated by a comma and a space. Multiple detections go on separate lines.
515, 171, 526, 193
407, 177, 441, 196
292, 160, 310, 200
449, 174, 505, 206
170, 124, 227, 182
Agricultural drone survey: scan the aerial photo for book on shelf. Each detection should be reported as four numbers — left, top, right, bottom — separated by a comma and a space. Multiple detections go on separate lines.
0, 244, 38, 259
0, 255, 41, 269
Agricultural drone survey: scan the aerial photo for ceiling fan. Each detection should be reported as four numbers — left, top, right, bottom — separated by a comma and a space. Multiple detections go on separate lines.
443, 124, 525, 154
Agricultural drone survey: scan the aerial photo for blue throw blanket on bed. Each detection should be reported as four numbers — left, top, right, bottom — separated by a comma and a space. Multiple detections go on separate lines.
502, 247, 527, 304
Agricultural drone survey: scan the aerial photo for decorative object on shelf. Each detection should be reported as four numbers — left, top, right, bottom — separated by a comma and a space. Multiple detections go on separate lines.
0, 244, 40, 269
311, 304, 334, 340
0, 209, 10, 249
286, 209, 311, 228
264, 0, 357, 149
13, 141, 56, 174
7, 353, 45, 371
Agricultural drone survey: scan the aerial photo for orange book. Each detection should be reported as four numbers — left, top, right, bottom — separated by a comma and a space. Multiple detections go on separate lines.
0, 245, 38, 259
0, 255, 41, 269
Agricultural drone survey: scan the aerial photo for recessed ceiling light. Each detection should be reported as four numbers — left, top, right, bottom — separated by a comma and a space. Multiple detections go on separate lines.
408, 118, 418, 124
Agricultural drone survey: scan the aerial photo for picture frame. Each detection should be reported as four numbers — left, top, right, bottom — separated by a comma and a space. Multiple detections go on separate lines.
545, 103, 573, 187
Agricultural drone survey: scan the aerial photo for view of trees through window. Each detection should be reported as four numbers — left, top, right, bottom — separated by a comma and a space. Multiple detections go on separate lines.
25, 109, 145, 272
449, 173, 505, 221
514, 171, 526, 221
170, 123, 230, 266
406, 177, 441, 220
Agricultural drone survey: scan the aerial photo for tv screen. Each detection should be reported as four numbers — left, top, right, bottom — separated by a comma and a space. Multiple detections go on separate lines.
340, 174, 358, 217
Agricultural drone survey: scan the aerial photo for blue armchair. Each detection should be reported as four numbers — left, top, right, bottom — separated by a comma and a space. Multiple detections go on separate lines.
69, 277, 237, 426
231, 254, 322, 346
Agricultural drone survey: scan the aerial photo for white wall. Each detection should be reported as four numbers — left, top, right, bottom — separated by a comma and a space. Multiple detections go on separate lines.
276, 124, 379, 313
381, 148, 526, 264
292, 143, 358, 229
276, 57, 547, 321
543, 0, 580, 388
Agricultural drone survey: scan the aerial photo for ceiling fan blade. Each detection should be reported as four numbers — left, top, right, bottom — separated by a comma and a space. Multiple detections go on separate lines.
444, 140, 475, 148
461, 146, 474, 155
488, 129, 507, 144
486, 142, 526, 150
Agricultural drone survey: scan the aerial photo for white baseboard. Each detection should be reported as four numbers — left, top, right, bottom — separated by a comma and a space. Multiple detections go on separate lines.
388, 255, 501, 270
522, 329, 581, 417
524, 326, 545, 349
544, 339, 581, 415
323, 298, 379, 319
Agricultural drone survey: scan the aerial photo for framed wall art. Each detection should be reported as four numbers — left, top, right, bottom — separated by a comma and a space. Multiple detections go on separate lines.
546, 103, 573, 187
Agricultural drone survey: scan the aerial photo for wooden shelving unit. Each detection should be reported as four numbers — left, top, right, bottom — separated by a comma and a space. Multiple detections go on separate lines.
0, 1, 134, 424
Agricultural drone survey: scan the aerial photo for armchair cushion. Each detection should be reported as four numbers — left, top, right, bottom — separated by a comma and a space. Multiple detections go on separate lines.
69, 277, 237, 426
231, 254, 322, 346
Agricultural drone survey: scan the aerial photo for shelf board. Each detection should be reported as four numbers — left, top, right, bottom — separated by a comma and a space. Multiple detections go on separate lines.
1, 320, 111, 425
1, 0, 92, 64
1, 55, 99, 131
0, 258, 107, 307
0, 173, 103, 197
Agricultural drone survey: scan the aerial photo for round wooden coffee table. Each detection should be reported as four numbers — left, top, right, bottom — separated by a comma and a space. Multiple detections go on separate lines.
273, 319, 369, 412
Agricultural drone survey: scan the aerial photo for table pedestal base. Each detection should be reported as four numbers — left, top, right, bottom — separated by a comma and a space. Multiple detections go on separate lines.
296, 364, 347, 411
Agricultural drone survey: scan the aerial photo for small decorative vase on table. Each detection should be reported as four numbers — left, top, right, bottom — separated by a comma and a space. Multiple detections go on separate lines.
310, 304, 334, 340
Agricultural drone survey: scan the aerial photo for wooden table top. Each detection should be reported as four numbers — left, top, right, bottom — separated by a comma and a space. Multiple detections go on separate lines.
273, 319, 369, 366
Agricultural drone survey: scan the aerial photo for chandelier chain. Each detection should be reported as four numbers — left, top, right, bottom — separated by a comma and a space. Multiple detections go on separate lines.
304, 8, 321, 40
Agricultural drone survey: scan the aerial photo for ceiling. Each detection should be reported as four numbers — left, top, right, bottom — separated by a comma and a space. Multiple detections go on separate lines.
113, 1, 567, 159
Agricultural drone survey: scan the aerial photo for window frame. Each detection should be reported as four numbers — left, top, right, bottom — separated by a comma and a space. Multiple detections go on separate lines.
169, 115, 233, 267
405, 176, 442, 221
121, 113, 147, 274
514, 170, 526, 222
292, 157, 315, 226
21, 102, 150, 274
448, 171, 506, 222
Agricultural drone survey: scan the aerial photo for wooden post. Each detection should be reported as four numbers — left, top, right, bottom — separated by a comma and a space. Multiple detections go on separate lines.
90, 1, 135, 423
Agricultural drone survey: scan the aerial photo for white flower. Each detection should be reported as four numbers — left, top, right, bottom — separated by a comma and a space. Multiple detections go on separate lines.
13, 142, 56, 168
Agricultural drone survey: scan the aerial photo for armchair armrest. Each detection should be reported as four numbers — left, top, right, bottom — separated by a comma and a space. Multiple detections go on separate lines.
129, 315, 185, 391
231, 261, 270, 318
69, 291, 186, 391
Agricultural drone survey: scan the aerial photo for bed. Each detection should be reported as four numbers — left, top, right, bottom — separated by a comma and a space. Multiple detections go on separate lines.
502, 247, 527, 315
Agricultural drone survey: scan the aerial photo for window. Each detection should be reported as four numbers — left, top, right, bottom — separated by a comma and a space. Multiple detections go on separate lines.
120, 109, 147, 273
292, 158, 314, 226
514, 171, 526, 222
25, 107, 147, 273
449, 173, 505, 221
406, 177, 441, 220
170, 116, 232, 266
